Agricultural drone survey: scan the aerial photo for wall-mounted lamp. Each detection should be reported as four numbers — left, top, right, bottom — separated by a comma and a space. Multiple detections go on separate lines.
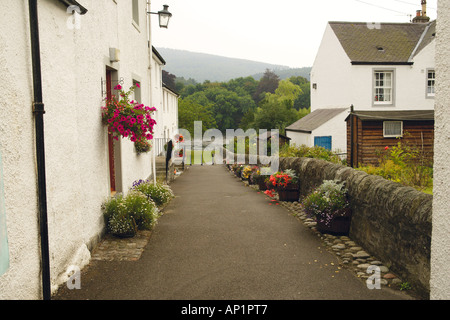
148, 5, 172, 28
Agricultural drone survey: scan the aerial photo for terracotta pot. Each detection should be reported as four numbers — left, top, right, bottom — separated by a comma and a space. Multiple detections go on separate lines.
258, 180, 268, 191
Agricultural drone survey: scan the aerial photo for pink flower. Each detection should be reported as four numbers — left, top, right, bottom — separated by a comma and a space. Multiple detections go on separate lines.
135, 83, 140, 88
114, 84, 122, 90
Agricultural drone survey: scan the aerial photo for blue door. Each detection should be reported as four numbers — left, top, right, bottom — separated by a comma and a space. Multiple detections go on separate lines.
314, 136, 332, 150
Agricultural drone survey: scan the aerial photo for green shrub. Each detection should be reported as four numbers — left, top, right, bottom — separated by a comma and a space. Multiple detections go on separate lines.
102, 189, 160, 237
357, 137, 433, 193
280, 144, 343, 164
132, 180, 174, 207
122, 190, 159, 230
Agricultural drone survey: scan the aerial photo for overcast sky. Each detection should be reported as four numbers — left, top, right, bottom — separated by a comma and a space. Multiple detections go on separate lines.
149, 0, 438, 68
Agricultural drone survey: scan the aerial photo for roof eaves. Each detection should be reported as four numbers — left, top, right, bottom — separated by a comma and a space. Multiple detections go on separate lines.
152, 46, 166, 65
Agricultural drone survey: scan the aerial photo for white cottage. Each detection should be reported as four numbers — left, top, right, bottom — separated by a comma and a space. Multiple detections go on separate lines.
287, 10, 435, 163
0, 0, 169, 299
151, 47, 180, 156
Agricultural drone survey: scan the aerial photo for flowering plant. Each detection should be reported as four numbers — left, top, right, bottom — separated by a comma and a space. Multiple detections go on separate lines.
242, 165, 257, 180
101, 83, 157, 151
269, 169, 299, 189
302, 180, 350, 227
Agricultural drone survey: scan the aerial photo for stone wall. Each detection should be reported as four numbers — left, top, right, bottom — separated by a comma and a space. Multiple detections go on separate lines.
278, 157, 432, 298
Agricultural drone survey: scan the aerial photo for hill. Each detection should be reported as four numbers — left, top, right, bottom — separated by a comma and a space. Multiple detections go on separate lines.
156, 47, 311, 83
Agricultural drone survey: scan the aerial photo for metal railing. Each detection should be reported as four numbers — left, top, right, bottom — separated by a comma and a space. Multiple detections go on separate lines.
153, 138, 170, 157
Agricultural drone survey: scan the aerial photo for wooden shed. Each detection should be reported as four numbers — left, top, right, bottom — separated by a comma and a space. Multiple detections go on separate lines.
346, 110, 434, 167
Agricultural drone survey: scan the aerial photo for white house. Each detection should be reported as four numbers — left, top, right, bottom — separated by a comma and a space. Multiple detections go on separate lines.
0, 0, 169, 299
151, 47, 180, 156
287, 8, 435, 163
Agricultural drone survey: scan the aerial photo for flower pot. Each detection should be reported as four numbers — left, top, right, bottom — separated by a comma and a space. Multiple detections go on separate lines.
277, 188, 300, 202
258, 180, 268, 191
315, 209, 352, 235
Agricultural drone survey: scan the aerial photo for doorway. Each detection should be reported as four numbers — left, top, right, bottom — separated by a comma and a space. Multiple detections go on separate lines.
106, 69, 122, 194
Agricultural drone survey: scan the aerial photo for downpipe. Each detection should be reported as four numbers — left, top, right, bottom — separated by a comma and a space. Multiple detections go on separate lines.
28, 0, 51, 301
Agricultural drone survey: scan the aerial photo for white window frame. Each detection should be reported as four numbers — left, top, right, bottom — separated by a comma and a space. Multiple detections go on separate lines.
426, 69, 435, 98
373, 70, 394, 106
383, 121, 403, 138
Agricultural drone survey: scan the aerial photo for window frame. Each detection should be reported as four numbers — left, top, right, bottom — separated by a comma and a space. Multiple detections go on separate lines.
383, 121, 403, 138
426, 69, 435, 99
373, 69, 395, 106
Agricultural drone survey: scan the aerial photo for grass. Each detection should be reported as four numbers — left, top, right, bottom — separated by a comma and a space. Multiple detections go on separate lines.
184, 150, 216, 165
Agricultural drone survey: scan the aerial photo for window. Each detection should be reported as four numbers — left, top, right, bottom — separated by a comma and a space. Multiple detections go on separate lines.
427, 70, 435, 98
383, 121, 403, 138
314, 136, 332, 150
132, 0, 139, 26
374, 71, 394, 105
133, 80, 141, 103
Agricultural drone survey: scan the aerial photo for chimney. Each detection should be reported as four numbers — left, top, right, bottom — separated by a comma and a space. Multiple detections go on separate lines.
422, 0, 427, 17
413, 1, 430, 23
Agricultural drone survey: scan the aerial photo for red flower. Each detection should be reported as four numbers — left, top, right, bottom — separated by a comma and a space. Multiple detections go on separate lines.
385, 146, 389, 150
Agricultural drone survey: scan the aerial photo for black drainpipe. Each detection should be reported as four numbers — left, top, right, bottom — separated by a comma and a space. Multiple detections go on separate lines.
28, 0, 51, 301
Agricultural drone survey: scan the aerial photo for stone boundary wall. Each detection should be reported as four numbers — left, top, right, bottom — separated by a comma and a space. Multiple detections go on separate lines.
220, 147, 432, 297
279, 157, 432, 298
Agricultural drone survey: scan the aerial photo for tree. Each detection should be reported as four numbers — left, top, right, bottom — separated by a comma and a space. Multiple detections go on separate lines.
252, 69, 280, 104
178, 98, 217, 136
289, 76, 311, 110
162, 70, 177, 91
252, 80, 303, 133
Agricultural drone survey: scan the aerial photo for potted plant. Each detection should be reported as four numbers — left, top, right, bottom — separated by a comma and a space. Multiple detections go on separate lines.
251, 168, 269, 190
302, 180, 351, 234
134, 139, 151, 155
269, 169, 300, 202
241, 165, 253, 182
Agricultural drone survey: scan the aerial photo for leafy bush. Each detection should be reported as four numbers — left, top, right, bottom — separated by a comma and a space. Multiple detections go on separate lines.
122, 190, 159, 230
280, 144, 343, 164
357, 138, 433, 193
132, 180, 174, 207
102, 188, 161, 238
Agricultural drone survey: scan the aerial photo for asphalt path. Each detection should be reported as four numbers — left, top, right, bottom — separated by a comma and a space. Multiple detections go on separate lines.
54, 164, 412, 303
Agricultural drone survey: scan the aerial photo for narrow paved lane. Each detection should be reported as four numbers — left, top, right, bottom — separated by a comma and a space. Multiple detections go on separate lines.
55, 165, 411, 300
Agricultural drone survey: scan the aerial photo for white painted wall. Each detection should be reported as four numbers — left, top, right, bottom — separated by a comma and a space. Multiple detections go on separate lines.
162, 87, 180, 140
310, 24, 353, 112
311, 109, 349, 153
287, 109, 349, 153
152, 53, 165, 139
0, 0, 156, 299
430, 1, 450, 300
287, 132, 311, 148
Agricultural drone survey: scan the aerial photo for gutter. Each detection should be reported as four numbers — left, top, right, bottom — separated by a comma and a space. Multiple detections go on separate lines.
351, 61, 414, 65
28, 0, 51, 300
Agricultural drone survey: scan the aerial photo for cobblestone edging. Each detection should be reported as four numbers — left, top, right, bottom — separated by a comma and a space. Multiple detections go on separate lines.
90, 230, 153, 262
231, 170, 412, 295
